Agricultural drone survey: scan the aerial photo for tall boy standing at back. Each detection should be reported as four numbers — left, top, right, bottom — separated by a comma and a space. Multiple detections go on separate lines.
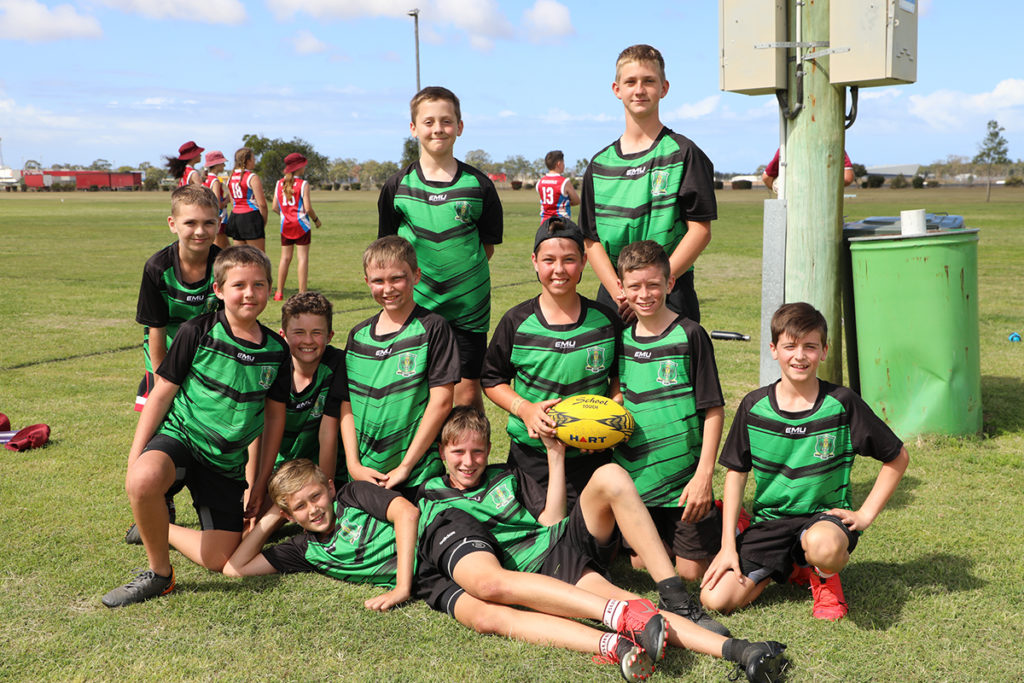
103, 246, 290, 608
701, 303, 909, 620
579, 44, 717, 323
378, 86, 503, 410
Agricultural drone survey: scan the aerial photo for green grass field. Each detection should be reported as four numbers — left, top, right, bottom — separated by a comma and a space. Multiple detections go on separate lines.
1, 187, 1022, 681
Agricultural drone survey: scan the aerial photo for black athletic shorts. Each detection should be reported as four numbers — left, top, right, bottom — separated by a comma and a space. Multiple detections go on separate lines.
226, 211, 265, 241
452, 327, 486, 380
625, 504, 722, 561
736, 512, 860, 584
597, 269, 700, 323
143, 433, 246, 532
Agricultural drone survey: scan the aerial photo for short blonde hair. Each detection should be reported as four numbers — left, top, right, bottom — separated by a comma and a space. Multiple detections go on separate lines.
213, 245, 273, 288
615, 44, 666, 82
362, 235, 418, 274
170, 184, 220, 217
439, 406, 491, 450
269, 459, 329, 513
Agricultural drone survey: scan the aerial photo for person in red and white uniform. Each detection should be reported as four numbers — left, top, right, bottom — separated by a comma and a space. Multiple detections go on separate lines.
537, 149, 580, 222
165, 141, 204, 187
272, 152, 322, 301
203, 150, 230, 249
225, 147, 268, 252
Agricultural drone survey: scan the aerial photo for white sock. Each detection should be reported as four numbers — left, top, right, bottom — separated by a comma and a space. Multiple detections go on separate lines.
814, 567, 835, 579
603, 599, 626, 630
599, 632, 618, 657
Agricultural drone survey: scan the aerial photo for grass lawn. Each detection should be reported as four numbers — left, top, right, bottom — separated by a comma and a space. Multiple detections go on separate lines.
0, 186, 1022, 681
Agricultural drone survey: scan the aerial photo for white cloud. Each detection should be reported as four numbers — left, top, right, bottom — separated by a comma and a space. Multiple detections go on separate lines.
860, 88, 904, 101
541, 108, 615, 124
0, 0, 102, 41
434, 0, 513, 39
100, 0, 246, 24
664, 95, 720, 121
523, 0, 573, 40
908, 79, 1024, 130
267, 0, 414, 20
291, 29, 328, 54
498, 110, 517, 118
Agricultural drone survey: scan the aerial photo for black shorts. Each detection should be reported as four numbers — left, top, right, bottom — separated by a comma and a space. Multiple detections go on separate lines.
415, 509, 496, 615
452, 327, 486, 380
538, 502, 618, 583
226, 211, 265, 241
597, 269, 700, 323
143, 433, 246, 532
507, 442, 611, 511
627, 504, 722, 561
736, 513, 860, 584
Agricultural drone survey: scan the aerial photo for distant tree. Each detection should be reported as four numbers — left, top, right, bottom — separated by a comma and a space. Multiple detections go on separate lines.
851, 163, 866, 180
572, 158, 588, 177
865, 174, 885, 189
530, 157, 548, 179
142, 165, 168, 191
115, 165, 135, 173
24, 159, 41, 170
400, 137, 419, 168
911, 175, 926, 189
463, 149, 494, 173
89, 158, 112, 171
890, 174, 908, 189
242, 134, 329, 190
329, 157, 358, 188
503, 155, 533, 182
357, 160, 399, 189
972, 119, 1010, 202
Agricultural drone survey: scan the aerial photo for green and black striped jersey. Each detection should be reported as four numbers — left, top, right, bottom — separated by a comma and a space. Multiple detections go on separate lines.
481, 296, 621, 462
418, 466, 568, 573
579, 127, 716, 268
136, 242, 222, 375
275, 345, 344, 469
336, 305, 460, 487
378, 161, 503, 334
615, 316, 724, 507
262, 481, 403, 586
156, 310, 291, 479
719, 380, 903, 523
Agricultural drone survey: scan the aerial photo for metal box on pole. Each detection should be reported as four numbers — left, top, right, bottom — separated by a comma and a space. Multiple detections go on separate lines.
719, 0, 787, 95
830, 0, 918, 87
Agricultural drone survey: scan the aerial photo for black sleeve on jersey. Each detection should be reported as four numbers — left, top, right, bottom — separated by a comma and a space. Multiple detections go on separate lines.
682, 319, 725, 410
718, 389, 765, 472
578, 161, 598, 242
264, 327, 293, 403
589, 298, 623, 378
136, 246, 172, 327
512, 465, 551, 520
838, 385, 904, 463
262, 533, 315, 574
338, 480, 402, 521
422, 310, 462, 388
377, 167, 406, 238
321, 346, 346, 418
479, 300, 532, 389
468, 165, 504, 245
673, 133, 718, 223
155, 312, 214, 385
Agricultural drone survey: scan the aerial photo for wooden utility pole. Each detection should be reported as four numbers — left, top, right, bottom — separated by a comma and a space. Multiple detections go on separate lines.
782, 0, 845, 383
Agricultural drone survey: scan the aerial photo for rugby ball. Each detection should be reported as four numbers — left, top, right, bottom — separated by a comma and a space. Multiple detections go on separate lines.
548, 394, 635, 450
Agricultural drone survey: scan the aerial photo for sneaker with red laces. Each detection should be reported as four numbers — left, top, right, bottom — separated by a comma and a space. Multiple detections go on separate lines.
617, 599, 667, 663
788, 564, 812, 586
811, 573, 848, 620
593, 633, 655, 681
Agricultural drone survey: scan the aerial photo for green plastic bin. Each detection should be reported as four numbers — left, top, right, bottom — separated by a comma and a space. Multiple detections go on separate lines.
848, 229, 981, 437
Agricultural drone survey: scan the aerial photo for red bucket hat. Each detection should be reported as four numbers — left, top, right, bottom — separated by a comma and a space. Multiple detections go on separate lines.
177, 141, 204, 161
284, 152, 308, 174
4, 423, 50, 451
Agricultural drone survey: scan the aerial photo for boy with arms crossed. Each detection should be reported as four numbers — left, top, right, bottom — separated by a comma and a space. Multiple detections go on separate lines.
378, 86, 503, 410
701, 303, 909, 620
104, 246, 290, 608
614, 241, 726, 582
416, 408, 787, 682
338, 236, 459, 493
579, 44, 717, 323
224, 458, 418, 612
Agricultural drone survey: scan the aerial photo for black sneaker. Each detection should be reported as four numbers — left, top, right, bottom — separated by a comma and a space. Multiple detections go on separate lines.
733, 641, 788, 683
101, 567, 175, 608
658, 592, 731, 636
618, 600, 667, 664
124, 497, 176, 545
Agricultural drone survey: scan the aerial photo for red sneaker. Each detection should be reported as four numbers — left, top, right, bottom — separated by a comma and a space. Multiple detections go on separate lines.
593, 634, 655, 681
714, 500, 752, 535
811, 573, 848, 620
788, 564, 813, 586
617, 599, 666, 662
273, 291, 283, 301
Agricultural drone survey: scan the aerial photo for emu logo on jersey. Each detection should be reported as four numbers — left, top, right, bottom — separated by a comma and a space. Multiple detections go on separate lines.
310, 394, 326, 419
651, 170, 670, 196
586, 346, 606, 373
454, 200, 472, 223
625, 165, 647, 177
395, 352, 417, 378
258, 366, 276, 389
487, 479, 515, 510
657, 359, 678, 385
814, 434, 836, 460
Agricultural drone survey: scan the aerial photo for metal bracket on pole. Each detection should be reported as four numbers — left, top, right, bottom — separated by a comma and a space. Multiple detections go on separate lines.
754, 41, 828, 49
804, 46, 850, 60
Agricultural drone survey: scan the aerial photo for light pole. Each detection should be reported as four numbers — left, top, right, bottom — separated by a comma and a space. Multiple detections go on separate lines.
407, 8, 420, 92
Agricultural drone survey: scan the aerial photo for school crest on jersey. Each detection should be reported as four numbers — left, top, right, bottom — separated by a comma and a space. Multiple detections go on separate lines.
657, 359, 679, 386
585, 346, 606, 373
814, 434, 836, 460
203, 295, 219, 313
395, 352, 418, 378
338, 515, 363, 545
259, 366, 276, 389
311, 393, 326, 419
651, 170, 670, 196
487, 479, 515, 510
454, 200, 473, 224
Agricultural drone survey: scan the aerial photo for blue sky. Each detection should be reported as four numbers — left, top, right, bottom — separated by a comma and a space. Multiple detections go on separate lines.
1, 0, 1020, 174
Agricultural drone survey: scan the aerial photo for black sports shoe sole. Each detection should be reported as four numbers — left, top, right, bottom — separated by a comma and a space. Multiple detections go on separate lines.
746, 643, 788, 683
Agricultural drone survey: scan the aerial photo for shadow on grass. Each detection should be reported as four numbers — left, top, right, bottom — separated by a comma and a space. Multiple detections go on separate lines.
981, 375, 1024, 436
184, 573, 284, 595
849, 473, 920, 512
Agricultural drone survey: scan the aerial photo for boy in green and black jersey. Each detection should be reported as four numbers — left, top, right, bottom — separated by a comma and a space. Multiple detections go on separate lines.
614, 241, 726, 582
224, 459, 419, 613
701, 303, 909, 621
579, 44, 717, 324
103, 246, 290, 608
338, 236, 459, 494
481, 217, 620, 507
378, 86, 502, 410
134, 184, 223, 412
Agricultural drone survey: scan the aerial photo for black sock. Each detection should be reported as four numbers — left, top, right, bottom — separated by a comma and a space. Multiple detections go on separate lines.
722, 638, 751, 663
